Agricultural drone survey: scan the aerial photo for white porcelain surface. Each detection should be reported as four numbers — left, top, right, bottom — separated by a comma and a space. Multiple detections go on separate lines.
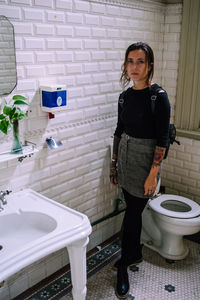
0, 189, 92, 299
149, 194, 200, 218
141, 196, 200, 260
0, 211, 57, 256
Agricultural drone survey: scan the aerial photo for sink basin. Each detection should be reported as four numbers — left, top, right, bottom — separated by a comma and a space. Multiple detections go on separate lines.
0, 211, 57, 256
0, 189, 92, 284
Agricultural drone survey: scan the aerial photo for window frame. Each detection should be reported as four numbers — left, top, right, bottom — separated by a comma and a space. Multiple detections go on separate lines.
175, 0, 200, 140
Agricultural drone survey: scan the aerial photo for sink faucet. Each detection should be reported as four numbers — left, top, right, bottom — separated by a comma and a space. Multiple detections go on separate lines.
0, 190, 12, 210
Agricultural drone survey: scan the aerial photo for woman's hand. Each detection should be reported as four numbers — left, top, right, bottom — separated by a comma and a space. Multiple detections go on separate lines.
144, 146, 166, 196
110, 166, 118, 186
144, 174, 157, 196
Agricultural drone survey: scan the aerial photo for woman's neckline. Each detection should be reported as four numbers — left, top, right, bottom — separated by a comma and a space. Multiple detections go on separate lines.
132, 83, 156, 91
132, 82, 155, 91
131, 86, 149, 91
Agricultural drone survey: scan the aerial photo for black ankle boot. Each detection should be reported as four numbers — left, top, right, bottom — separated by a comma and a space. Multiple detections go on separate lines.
115, 265, 129, 299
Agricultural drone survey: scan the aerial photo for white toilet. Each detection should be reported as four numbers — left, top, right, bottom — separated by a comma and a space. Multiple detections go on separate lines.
141, 194, 200, 260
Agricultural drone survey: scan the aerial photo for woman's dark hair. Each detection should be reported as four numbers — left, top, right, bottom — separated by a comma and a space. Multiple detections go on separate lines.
120, 42, 154, 88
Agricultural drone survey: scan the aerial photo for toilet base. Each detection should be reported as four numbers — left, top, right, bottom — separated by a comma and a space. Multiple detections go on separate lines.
142, 237, 189, 260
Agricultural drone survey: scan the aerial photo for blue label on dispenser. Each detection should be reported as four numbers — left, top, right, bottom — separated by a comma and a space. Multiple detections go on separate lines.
42, 90, 67, 108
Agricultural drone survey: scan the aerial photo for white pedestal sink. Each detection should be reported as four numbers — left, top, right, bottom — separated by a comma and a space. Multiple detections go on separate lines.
0, 189, 92, 300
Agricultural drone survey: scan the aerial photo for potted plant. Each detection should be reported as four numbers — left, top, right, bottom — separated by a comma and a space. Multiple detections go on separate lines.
0, 95, 28, 154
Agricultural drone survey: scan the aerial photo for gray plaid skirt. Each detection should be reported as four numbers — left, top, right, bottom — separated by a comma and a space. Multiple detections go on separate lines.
118, 133, 161, 199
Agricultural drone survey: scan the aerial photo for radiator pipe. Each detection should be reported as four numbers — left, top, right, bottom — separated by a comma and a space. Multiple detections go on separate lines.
91, 198, 126, 227
91, 186, 166, 227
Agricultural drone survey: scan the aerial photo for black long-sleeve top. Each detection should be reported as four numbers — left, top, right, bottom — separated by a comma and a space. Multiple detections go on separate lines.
114, 86, 170, 147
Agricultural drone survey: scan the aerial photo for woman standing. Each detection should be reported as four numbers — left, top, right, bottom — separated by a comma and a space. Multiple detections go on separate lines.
110, 42, 170, 299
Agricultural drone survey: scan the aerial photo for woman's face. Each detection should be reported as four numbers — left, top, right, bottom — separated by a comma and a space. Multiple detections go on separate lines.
126, 49, 150, 84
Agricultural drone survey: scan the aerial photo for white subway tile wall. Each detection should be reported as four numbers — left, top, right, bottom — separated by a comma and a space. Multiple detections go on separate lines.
1, 1, 200, 299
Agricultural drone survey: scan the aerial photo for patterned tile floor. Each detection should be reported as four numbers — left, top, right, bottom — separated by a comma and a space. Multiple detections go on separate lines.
15, 235, 200, 300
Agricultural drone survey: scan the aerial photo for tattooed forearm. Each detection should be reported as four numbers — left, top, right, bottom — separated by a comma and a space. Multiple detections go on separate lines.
152, 146, 166, 167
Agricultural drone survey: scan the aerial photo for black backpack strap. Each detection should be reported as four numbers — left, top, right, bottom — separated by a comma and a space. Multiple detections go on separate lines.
118, 90, 127, 109
149, 84, 165, 114
119, 91, 126, 108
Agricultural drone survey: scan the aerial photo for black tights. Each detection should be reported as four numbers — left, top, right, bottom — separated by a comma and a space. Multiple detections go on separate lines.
120, 189, 148, 265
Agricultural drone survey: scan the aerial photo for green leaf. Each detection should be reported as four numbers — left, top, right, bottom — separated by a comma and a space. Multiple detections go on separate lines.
9, 107, 17, 120
16, 107, 23, 113
13, 112, 19, 120
0, 114, 5, 120
13, 100, 28, 106
3, 106, 12, 115
0, 124, 7, 135
12, 95, 27, 101
18, 113, 25, 120
0, 119, 9, 135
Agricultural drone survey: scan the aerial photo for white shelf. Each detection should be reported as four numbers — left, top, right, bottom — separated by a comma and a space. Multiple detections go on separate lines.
0, 146, 39, 163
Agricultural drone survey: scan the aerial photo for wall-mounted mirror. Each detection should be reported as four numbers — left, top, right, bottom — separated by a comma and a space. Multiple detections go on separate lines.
0, 15, 17, 96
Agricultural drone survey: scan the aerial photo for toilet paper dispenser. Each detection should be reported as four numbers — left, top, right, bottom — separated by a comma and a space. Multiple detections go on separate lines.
40, 85, 67, 118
